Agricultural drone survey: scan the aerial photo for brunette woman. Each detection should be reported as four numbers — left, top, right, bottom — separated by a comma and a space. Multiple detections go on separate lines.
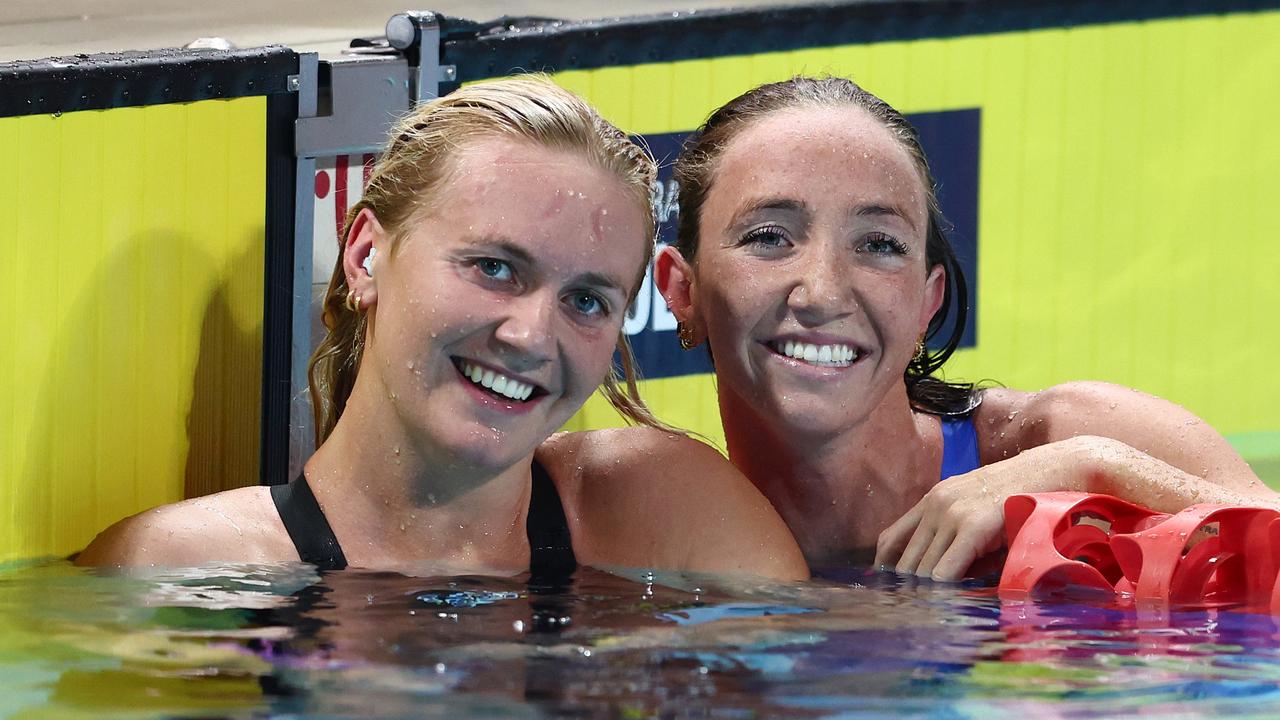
654, 76, 1276, 579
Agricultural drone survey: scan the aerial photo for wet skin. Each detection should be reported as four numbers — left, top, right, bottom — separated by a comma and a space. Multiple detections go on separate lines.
676, 106, 943, 441
657, 103, 1277, 579
77, 128, 809, 581
346, 137, 648, 484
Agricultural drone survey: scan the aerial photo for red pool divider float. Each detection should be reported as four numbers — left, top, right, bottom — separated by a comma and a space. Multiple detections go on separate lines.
999, 492, 1280, 612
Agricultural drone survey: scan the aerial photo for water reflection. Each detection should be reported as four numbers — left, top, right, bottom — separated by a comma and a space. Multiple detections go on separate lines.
5, 562, 1280, 717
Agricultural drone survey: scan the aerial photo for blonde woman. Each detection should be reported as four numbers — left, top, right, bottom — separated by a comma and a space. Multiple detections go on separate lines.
79, 77, 806, 581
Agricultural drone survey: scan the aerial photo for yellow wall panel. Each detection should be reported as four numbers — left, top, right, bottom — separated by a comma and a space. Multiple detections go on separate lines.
555, 11, 1280, 479
0, 97, 266, 563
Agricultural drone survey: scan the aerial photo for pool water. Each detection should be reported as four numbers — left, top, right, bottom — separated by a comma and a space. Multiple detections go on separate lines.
4, 561, 1280, 718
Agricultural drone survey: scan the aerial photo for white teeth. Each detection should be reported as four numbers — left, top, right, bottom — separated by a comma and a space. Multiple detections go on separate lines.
459, 362, 535, 402
772, 341, 858, 367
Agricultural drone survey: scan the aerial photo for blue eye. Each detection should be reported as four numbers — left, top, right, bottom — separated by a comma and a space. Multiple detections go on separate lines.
860, 232, 909, 255
567, 291, 608, 318
742, 226, 790, 248
476, 258, 514, 281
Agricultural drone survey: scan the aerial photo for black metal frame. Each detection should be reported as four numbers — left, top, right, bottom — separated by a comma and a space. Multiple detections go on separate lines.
0, 46, 296, 117
264, 87, 301, 487
434, 0, 1279, 84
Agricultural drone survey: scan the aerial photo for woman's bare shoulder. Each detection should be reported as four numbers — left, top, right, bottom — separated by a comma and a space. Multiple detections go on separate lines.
970, 386, 1047, 462
538, 427, 731, 489
538, 428, 808, 580
75, 486, 297, 568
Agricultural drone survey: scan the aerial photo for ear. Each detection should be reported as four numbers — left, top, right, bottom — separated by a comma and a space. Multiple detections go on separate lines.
343, 208, 384, 311
918, 263, 947, 335
654, 245, 705, 340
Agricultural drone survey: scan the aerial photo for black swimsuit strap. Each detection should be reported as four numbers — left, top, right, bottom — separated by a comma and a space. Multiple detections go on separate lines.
527, 459, 578, 582
271, 463, 575, 578
271, 475, 348, 571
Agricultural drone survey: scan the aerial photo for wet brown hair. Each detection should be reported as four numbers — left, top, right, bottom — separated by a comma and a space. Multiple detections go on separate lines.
672, 76, 978, 416
309, 75, 676, 445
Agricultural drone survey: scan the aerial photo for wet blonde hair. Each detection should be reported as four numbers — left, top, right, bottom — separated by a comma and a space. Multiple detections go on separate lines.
308, 75, 673, 445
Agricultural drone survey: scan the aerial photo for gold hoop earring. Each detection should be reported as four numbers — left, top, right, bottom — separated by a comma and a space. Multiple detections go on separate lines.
677, 321, 699, 350
913, 337, 927, 362
344, 289, 359, 312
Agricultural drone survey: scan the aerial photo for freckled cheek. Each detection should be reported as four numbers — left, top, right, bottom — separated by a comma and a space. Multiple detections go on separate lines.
565, 329, 620, 391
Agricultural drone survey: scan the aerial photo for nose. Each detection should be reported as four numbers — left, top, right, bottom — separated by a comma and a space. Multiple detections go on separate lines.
492, 291, 556, 371
787, 243, 852, 324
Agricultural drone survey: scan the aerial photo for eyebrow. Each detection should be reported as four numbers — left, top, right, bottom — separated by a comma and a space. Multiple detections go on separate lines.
732, 198, 915, 228
733, 197, 808, 220
470, 237, 536, 267
575, 271, 628, 296
727, 198, 810, 234
467, 236, 628, 295
855, 204, 918, 231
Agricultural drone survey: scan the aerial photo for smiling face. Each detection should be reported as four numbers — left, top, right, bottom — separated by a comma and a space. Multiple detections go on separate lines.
676, 106, 944, 436
361, 137, 648, 470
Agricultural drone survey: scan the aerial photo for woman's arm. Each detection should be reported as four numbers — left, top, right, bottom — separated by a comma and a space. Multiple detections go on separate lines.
875, 382, 1276, 581
981, 382, 1268, 495
539, 428, 810, 582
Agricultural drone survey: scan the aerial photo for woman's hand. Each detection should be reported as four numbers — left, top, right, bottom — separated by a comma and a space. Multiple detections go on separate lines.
874, 434, 1277, 582
873, 440, 1090, 581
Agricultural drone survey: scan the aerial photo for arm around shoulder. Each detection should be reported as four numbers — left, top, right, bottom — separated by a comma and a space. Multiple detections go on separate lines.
985, 381, 1269, 498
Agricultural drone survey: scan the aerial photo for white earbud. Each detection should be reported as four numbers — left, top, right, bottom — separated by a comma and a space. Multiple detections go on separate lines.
362, 246, 377, 276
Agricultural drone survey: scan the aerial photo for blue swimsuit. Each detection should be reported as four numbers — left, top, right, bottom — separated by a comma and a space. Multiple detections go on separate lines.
939, 416, 981, 480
